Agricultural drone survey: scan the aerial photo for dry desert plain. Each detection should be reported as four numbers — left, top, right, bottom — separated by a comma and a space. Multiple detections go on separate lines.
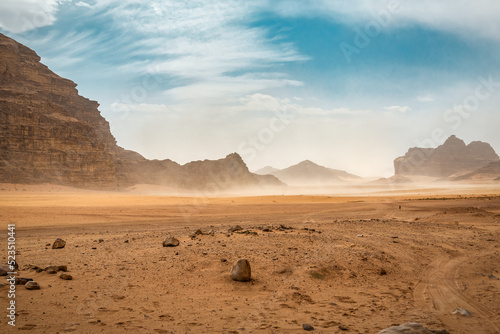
1, 184, 500, 333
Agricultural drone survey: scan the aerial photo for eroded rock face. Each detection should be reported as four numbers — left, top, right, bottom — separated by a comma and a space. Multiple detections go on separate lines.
0, 33, 118, 187
394, 135, 499, 178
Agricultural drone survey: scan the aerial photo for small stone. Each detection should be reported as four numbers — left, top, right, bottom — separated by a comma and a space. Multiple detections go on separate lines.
452, 308, 472, 317
15, 277, 33, 285
124, 240, 129, 243
194, 229, 204, 235
98, 238, 104, 243
46, 269, 58, 274
25, 281, 40, 290
58, 265, 68, 272
228, 225, 242, 233
163, 237, 180, 247
230, 259, 251, 282
380, 268, 387, 276
46, 243, 51, 246
303, 323, 314, 331
60, 273, 73, 280
357, 234, 363, 237
45, 265, 59, 272
0, 268, 7, 276
221, 259, 227, 263
52, 238, 66, 249
488, 273, 499, 280
339, 325, 348, 331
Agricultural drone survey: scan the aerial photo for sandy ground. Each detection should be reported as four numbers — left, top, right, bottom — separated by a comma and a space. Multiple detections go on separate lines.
0, 184, 499, 333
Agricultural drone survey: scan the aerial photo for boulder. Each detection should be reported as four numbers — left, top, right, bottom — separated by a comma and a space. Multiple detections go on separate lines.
163, 237, 180, 247
52, 238, 66, 249
25, 281, 40, 290
230, 259, 251, 282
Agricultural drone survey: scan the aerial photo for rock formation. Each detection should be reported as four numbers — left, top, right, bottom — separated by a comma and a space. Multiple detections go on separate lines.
394, 135, 499, 178
0, 33, 282, 190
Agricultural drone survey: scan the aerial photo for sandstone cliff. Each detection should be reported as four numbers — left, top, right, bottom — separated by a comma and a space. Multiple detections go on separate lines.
0, 33, 117, 186
394, 135, 499, 178
0, 33, 282, 190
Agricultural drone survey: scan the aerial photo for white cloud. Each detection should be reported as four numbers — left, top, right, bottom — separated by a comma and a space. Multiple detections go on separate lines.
0, 0, 64, 33
272, 0, 500, 42
75, 1, 92, 8
384, 105, 411, 113
416, 95, 435, 102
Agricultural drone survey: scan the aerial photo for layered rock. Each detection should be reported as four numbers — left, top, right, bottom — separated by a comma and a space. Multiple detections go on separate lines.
394, 135, 499, 178
0, 33, 117, 186
0, 33, 282, 190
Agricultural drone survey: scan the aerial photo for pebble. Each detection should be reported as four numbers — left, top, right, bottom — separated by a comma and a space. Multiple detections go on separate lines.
230, 259, 251, 282
60, 273, 73, 280
303, 324, 314, 331
25, 281, 40, 290
163, 237, 180, 247
52, 238, 66, 249
452, 308, 472, 317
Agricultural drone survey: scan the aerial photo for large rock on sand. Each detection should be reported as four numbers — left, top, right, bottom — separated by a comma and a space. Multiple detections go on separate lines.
230, 259, 251, 282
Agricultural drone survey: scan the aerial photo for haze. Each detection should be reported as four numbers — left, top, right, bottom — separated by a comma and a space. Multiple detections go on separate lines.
1, 0, 499, 177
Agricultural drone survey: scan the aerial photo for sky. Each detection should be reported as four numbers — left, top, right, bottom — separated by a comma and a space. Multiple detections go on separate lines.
1, 0, 499, 177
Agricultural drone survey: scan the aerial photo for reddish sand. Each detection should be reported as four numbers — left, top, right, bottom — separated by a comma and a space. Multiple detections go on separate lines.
0, 184, 499, 333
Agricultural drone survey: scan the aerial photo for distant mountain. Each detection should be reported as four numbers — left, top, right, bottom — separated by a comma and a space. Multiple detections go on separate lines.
451, 160, 500, 182
0, 33, 282, 191
257, 160, 361, 186
394, 135, 499, 178
255, 166, 280, 175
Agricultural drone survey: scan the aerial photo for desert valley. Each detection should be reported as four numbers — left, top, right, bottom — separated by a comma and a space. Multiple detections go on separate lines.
1, 9, 500, 334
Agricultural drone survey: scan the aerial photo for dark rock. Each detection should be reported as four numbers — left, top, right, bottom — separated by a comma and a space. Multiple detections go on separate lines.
52, 238, 66, 249
163, 237, 180, 247
380, 268, 387, 275
230, 259, 251, 282
15, 277, 33, 285
58, 265, 68, 272
228, 225, 242, 233
98, 238, 104, 243
303, 323, 314, 331
60, 273, 73, 280
339, 325, 348, 331
25, 281, 40, 290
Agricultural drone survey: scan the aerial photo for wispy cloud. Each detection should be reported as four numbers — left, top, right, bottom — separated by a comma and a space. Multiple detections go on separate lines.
383, 105, 411, 113
0, 0, 65, 33
416, 94, 435, 102
271, 0, 500, 42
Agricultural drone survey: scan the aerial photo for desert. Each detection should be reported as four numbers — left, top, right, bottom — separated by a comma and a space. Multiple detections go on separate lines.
1, 184, 499, 333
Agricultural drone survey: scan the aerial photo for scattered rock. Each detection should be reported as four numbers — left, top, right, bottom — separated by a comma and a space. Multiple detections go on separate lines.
230, 259, 251, 282
25, 281, 40, 290
58, 265, 68, 272
163, 237, 180, 247
357, 234, 364, 237
378, 322, 437, 333
44, 265, 59, 274
194, 229, 204, 235
124, 240, 129, 243
228, 225, 242, 233
98, 238, 104, 243
16, 278, 33, 285
338, 325, 348, 331
452, 308, 472, 317
303, 324, 314, 331
60, 273, 73, 280
488, 273, 499, 280
45, 243, 51, 246
221, 259, 227, 263
52, 238, 66, 249
379, 268, 387, 276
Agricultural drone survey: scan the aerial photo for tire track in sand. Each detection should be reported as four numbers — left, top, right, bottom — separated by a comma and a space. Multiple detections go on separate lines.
414, 255, 500, 334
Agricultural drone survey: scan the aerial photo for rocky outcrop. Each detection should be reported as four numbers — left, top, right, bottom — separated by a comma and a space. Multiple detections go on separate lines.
452, 160, 500, 181
394, 135, 499, 178
0, 33, 118, 186
0, 33, 282, 190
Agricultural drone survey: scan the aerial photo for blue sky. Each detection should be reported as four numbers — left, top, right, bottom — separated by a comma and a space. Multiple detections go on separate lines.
1, 0, 500, 176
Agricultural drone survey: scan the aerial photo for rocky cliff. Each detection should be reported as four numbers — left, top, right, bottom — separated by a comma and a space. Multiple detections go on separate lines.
394, 135, 499, 178
0, 33, 282, 190
0, 33, 118, 186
